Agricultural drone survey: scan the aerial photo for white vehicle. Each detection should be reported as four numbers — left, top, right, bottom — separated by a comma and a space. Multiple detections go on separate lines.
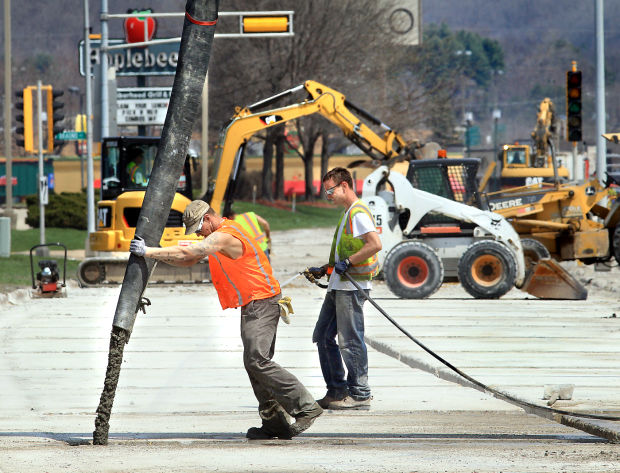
361, 164, 583, 300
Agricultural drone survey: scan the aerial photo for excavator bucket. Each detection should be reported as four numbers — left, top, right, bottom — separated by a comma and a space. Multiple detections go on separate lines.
521, 258, 588, 300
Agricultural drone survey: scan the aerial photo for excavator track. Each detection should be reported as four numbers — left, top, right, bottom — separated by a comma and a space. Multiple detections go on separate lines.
77, 257, 210, 287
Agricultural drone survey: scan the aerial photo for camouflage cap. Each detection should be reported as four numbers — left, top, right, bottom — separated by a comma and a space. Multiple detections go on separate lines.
183, 200, 210, 235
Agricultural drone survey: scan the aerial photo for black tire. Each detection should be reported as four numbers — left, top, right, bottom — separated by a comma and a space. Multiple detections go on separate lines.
384, 241, 444, 299
78, 260, 105, 286
521, 238, 551, 278
457, 240, 517, 299
612, 224, 620, 265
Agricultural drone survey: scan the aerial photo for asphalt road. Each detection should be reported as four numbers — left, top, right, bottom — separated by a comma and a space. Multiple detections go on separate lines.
1, 228, 619, 472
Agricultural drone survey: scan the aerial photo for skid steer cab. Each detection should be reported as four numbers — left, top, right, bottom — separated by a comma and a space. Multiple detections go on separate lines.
30, 243, 68, 298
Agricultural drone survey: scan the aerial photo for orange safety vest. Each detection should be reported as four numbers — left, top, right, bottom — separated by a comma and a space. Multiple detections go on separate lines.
208, 219, 280, 310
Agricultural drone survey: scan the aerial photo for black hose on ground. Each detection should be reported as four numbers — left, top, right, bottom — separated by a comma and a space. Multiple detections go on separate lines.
93, 0, 219, 446
342, 272, 620, 423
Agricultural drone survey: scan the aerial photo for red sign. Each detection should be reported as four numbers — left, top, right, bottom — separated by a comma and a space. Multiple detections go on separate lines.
124, 10, 157, 44
0, 176, 18, 186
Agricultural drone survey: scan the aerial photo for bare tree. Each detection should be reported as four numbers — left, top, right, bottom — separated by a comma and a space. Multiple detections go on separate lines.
211, 0, 397, 200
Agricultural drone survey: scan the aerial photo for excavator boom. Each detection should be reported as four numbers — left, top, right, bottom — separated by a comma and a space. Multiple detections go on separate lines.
206, 80, 420, 214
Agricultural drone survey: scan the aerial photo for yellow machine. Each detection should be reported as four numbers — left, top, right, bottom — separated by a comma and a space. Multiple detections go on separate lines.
205, 80, 421, 215
77, 137, 206, 286
500, 98, 569, 187
484, 176, 620, 265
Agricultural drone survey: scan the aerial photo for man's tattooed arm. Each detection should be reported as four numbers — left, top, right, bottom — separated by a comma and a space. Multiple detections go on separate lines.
144, 232, 237, 267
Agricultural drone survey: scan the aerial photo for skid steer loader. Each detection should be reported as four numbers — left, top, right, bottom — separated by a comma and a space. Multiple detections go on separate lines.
362, 164, 587, 300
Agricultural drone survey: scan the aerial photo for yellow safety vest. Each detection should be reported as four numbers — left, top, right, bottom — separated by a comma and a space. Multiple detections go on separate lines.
234, 212, 268, 252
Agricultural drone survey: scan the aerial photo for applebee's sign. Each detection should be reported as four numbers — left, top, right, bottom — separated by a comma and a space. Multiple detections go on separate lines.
79, 39, 179, 77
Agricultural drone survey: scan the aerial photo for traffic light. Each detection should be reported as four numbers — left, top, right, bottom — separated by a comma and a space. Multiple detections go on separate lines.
47, 88, 65, 153
566, 70, 582, 142
15, 87, 34, 153
242, 16, 289, 33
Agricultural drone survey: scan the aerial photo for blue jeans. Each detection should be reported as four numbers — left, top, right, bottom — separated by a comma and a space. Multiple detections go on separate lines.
312, 289, 371, 400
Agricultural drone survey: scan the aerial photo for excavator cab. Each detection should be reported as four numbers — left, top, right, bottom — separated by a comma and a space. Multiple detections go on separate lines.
101, 137, 193, 201
503, 145, 529, 167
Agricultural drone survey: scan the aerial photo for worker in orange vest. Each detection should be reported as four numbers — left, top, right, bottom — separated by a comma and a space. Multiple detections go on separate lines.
129, 200, 322, 439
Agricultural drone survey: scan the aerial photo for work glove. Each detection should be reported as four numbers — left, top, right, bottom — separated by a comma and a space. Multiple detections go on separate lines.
303, 265, 328, 283
277, 296, 294, 324
130, 236, 146, 257
334, 258, 351, 275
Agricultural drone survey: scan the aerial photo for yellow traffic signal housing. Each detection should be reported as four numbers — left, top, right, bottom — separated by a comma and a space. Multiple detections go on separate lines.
15, 87, 34, 153
242, 16, 289, 33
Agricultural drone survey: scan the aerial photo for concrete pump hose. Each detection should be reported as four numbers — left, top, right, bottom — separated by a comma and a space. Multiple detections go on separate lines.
341, 272, 620, 423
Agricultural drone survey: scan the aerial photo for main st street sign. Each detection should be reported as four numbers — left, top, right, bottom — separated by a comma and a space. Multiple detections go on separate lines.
79, 39, 179, 76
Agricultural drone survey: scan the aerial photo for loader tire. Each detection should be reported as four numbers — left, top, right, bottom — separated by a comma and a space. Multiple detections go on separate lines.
384, 241, 444, 299
521, 238, 551, 278
457, 240, 516, 299
612, 224, 620, 266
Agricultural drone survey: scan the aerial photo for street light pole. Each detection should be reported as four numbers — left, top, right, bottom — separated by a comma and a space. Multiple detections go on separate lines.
84, 0, 96, 236
3, 0, 13, 221
595, 0, 606, 185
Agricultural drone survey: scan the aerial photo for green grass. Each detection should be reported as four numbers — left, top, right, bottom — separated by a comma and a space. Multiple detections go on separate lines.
10, 228, 88, 252
0, 254, 81, 292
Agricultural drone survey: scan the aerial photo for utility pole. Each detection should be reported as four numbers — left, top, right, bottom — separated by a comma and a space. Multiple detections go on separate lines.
84, 0, 95, 236
201, 73, 209, 193
3, 0, 13, 223
36, 81, 48, 256
595, 0, 606, 185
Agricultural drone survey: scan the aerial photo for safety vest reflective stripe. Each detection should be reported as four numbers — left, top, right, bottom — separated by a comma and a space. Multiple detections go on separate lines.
127, 162, 138, 181
208, 219, 279, 310
227, 220, 276, 292
211, 254, 243, 307
239, 213, 266, 243
328, 200, 379, 281
234, 212, 268, 251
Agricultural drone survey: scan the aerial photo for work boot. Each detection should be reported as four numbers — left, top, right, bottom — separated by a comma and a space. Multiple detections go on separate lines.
289, 402, 323, 437
246, 401, 293, 440
316, 391, 347, 409
327, 395, 372, 410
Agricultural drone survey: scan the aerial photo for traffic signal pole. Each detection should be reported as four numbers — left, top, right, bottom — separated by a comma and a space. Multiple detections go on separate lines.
595, 0, 606, 186
83, 0, 95, 236
36, 81, 48, 256
3, 0, 13, 220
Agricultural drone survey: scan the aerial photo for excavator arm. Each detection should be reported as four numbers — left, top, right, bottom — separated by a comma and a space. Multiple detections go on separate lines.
206, 80, 420, 214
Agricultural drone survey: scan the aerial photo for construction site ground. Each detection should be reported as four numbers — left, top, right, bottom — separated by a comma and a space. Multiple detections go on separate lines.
1, 228, 620, 472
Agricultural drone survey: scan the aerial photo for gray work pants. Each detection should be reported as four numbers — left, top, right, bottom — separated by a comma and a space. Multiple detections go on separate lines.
240, 293, 316, 417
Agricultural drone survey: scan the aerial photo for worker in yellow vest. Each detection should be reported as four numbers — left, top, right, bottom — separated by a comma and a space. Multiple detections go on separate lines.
228, 211, 271, 260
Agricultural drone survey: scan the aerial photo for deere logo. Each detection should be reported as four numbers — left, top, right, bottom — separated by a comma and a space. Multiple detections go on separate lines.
489, 198, 523, 211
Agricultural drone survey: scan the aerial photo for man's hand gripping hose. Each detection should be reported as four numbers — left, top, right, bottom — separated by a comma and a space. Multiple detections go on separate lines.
340, 271, 620, 422
302, 265, 329, 289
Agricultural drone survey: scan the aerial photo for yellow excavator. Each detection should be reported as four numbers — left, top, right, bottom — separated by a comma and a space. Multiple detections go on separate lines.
205, 80, 421, 216
500, 98, 570, 187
